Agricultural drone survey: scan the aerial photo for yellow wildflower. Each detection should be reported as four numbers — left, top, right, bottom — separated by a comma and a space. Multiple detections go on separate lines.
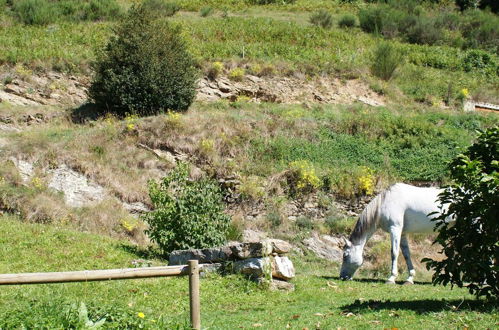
137, 312, 145, 318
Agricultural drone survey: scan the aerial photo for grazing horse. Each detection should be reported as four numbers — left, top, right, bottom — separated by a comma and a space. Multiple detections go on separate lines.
339, 183, 448, 284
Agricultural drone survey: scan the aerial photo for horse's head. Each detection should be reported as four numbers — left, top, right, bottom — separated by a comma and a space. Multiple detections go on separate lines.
339, 238, 363, 280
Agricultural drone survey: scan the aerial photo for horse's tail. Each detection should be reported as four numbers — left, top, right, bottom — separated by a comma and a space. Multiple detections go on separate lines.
349, 191, 386, 244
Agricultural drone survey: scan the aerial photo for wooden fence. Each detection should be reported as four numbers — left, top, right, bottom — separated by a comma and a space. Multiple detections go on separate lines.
0, 260, 202, 329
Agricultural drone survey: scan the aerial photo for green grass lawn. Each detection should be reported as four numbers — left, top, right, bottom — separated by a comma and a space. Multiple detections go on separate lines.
0, 215, 496, 329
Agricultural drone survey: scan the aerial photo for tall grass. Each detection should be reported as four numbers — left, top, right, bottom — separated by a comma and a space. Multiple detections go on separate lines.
11, 0, 122, 25
371, 43, 403, 81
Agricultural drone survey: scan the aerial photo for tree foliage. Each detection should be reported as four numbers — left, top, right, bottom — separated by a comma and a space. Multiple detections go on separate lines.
143, 163, 230, 255
88, 3, 197, 116
423, 127, 499, 299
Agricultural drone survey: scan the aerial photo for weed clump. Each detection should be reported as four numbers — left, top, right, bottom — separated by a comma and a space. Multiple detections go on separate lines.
310, 10, 333, 29
339, 14, 356, 28
142, 0, 180, 17
371, 43, 403, 81
89, 3, 197, 116
229, 67, 245, 81
200, 6, 213, 17
286, 160, 321, 196
207, 61, 224, 80
11, 0, 121, 25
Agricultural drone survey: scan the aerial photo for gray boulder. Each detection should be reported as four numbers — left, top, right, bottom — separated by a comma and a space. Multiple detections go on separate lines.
169, 246, 233, 265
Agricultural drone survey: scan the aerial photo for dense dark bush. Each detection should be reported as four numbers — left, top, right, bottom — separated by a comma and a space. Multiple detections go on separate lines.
406, 17, 442, 45
359, 6, 384, 33
310, 10, 333, 29
359, 2, 499, 55
460, 10, 499, 54
11, 0, 121, 25
423, 127, 499, 299
143, 163, 231, 254
456, 0, 498, 13
89, 3, 198, 116
339, 14, 357, 28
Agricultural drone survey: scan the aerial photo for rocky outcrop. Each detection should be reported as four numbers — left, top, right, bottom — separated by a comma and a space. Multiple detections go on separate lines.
197, 75, 385, 107
303, 233, 344, 263
48, 164, 106, 208
0, 72, 87, 107
169, 239, 296, 289
169, 246, 234, 266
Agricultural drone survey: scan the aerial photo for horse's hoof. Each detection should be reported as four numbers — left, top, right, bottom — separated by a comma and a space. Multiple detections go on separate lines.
403, 281, 414, 285
385, 280, 396, 285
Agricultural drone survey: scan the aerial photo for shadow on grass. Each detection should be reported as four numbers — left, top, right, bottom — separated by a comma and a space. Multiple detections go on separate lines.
70, 102, 103, 123
341, 298, 497, 314
320, 275, 432, 285
119, 244, 165, 261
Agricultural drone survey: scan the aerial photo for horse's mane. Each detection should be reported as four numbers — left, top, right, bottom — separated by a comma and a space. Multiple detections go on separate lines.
349, 190, 387, 244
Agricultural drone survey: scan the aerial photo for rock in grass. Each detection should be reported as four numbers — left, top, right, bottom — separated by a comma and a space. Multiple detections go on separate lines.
269, 279, 295, 291
233, 256, 296, 280
272, 256, 295, 281
169, 246, 234, 265
233, 257, 270, 278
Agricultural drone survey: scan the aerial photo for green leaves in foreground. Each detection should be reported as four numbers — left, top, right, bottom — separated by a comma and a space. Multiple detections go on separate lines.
424, 127, 499, 299
143, 163, 230, 255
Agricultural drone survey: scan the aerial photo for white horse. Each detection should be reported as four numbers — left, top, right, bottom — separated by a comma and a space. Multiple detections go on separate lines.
339, 183, 448, 284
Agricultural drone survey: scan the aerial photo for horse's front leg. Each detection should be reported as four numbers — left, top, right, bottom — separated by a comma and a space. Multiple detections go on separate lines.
387, 226, 403, 284
400, 234, 415, 284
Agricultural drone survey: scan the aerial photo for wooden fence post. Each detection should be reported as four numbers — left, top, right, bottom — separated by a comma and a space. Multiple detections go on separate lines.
188, 260, 201, 330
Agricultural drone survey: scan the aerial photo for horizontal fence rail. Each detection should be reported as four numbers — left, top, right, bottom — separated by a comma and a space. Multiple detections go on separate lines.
0, 260, 202, 329
0, 265, 189, 285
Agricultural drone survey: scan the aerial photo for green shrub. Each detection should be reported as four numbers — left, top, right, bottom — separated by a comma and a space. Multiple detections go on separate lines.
462, 49, 497, 74
229, 67, 245, 81
13, 0, 55, 25
406, 17, 442, 45
89, 3, 197, 116
371, 43, 403, 81
11, 0, 121, 25
142, 0, 180, 17
359, 6, 384, 34
338, 14, 356, 28
200, 6, 213, 17
295, 216, 314, 231
207, 61, 224, 80
310, 10, 333, 29
143, 163, 231, 254
460, 10, 499, 54
423, 127, 499, 299
81, 0, 121, 21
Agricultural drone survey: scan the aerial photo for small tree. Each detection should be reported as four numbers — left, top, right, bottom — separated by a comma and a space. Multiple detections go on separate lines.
89, 3, 197, 116
423, 127, 498, 299
143, 163, 231, 255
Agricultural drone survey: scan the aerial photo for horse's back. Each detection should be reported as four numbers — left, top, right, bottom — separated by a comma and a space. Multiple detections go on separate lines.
380, 183, 442, 233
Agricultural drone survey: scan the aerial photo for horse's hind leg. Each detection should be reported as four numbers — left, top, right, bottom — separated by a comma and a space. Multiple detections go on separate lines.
400, 234, 415, 284
387, 226, 403, 284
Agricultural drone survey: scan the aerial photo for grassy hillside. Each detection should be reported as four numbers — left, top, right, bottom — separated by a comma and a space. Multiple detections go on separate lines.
1, 0, 498, 105
1, 102, 497, 241
0, 1, 498, 326
0, 214, 497, 329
